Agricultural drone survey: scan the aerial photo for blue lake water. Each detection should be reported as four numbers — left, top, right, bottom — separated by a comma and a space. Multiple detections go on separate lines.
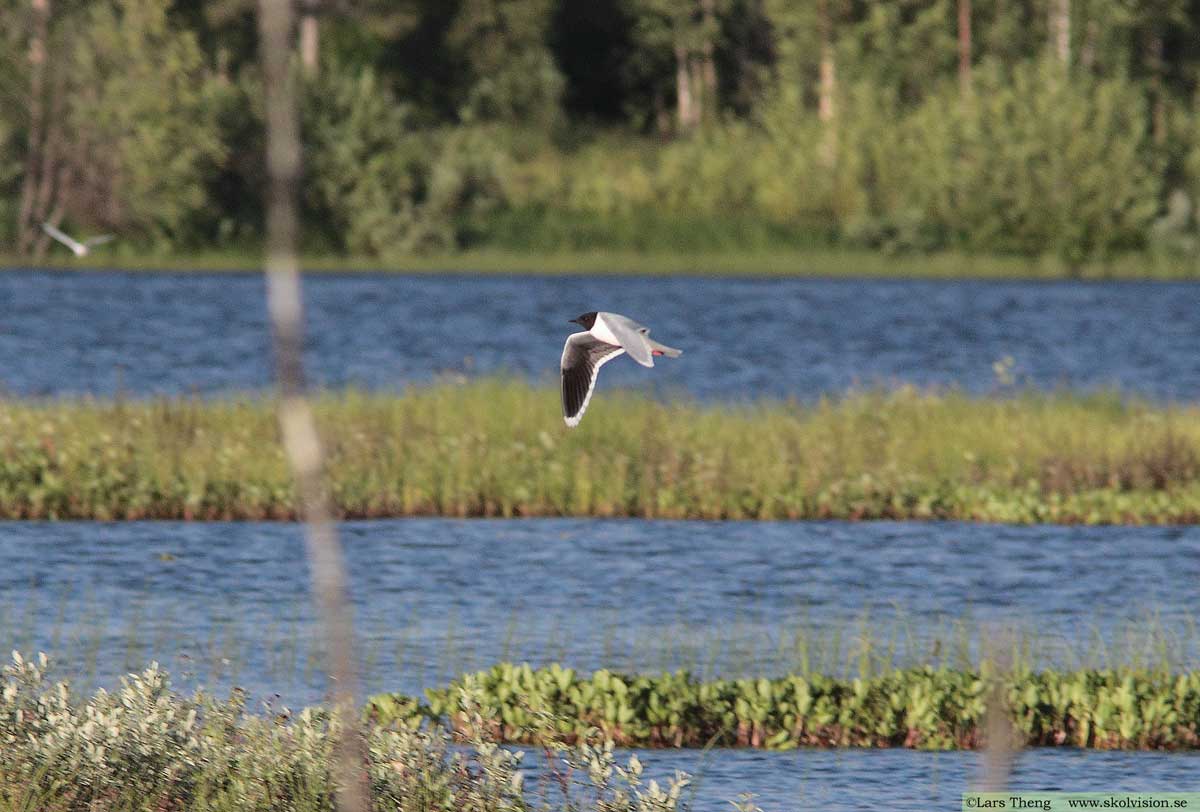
4, 269, 1200, 808
4, 519, 1198, 704
2, 518, 1199, 809
1, 270, 1198, 400
524, 747, 1200, 812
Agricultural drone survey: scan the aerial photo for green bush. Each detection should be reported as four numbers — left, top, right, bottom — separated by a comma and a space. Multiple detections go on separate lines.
301, 61, 435, 256
900, 60, 1161, 263
0, 653, 689, 812
54, 0, 224, 245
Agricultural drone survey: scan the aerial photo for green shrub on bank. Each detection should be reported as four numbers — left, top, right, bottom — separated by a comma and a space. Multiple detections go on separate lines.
1, 383, 1199, 522
0, 653, 689, 812
901, 61, 1160, 263
369, 662, 1200, 751
458, 63, 1169, 262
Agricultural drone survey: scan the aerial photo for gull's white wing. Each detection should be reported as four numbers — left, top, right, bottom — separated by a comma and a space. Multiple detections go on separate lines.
597, 312, 655, 367
84, 234, 114, 248
41, 222, 84, 253
560, 331, 625, 427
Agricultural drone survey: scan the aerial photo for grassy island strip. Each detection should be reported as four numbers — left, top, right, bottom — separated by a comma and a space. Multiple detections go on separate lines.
369, 662, 1200, 751
1, 381, 1198, 523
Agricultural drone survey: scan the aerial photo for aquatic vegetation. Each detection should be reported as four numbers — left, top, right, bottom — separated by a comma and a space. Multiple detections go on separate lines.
0, 653, 689, 812
369, 662, 1200, 752
1, 381, 1198, 522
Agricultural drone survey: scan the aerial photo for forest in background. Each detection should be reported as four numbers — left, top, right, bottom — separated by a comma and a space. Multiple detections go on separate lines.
2, 0, 1200, 269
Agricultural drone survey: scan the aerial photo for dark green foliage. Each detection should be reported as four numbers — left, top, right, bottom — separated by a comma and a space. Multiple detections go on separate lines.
55, 0, 223, 242
909, 61, 1160, 262
369, 662, 1200, 751
300, 61, 430, 255
448, 0, 565, 127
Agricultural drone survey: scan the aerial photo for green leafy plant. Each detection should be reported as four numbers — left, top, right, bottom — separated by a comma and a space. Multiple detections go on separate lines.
369, 662, 1200, 751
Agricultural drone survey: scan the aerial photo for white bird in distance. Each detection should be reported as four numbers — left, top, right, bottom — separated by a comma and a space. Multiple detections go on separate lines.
41, 222, 114, 256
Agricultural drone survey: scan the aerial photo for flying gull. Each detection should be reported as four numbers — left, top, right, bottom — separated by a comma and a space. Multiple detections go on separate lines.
41, 222, 114, 257
560, 311, 682, 427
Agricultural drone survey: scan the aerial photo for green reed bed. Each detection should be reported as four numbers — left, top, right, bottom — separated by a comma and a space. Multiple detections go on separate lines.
369, 662, 1200, 752
1, 381, 1199, 522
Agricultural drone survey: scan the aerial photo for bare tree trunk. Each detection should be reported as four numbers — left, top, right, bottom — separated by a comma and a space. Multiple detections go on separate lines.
1050, 0, 1070, 66
257, 3, 368, 812
1147, 29, 1166, 145
17, 0, 51, 256
699, 0, 719, 123
689, 54, 704, 125
817, 0, 836, 166
299, 0, 319, 75
1079, 19, 1097, 71
33, 163, 71, 260
958, 0, 972, 96
30, 71, 67, 261
675, 41, 696, 133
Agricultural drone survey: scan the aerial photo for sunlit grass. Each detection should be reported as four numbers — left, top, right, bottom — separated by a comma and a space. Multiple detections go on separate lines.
1, 381, 1198, 522
1, 247, 1198, 278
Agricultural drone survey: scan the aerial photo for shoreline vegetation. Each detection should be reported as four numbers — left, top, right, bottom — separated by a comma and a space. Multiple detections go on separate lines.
8, 654, 1200, 800
1, 381, 1198, 524
0, 653, 687, 812
8, 3, 1200, 289
369, 662, 1200, 751
2, 248, 1200, 279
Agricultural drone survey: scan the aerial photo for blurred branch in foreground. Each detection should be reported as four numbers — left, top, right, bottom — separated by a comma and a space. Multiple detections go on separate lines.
978, 629, 1019, 793
257, 0, 369, 810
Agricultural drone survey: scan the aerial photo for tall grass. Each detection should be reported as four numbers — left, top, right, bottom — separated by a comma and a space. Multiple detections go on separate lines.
1, 381, 1199, 522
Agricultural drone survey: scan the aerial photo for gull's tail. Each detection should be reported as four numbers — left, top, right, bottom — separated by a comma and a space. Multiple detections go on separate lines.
646, 337, 682, 358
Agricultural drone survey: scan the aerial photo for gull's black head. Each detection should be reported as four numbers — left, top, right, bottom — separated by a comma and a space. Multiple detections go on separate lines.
570, 312, 598, 329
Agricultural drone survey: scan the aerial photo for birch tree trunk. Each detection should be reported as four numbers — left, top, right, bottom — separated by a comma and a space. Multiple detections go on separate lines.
299, 0, 319, 74
958, 0, 972, 96
1079, 19, 1097, 71
675, 41, 696, 132
699, 0, 718, 123
257, 2, 368, 812
817, 0, 836, 166
17, 0, 50, 256
29, 71, 68, 261
1147, 29, 1166, 145
1050, 0, 1070, 66
689, 53, 704, 125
